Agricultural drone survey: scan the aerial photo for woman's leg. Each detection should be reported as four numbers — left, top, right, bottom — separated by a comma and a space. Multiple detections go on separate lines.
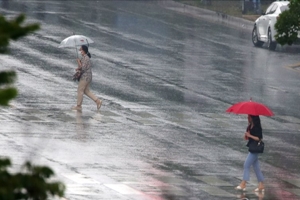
242, 153, 258, 181
253, 155, 265, 191
84, 83, 102, 110
236, 152, 256, 190
253, 155, 264, 182
83, 83, 97, 102
76, 80, 87, 107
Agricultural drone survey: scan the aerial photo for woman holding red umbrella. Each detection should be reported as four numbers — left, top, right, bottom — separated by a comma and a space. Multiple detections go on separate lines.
235, 115, 265, 192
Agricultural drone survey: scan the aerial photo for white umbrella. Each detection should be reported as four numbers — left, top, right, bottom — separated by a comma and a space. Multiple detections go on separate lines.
58, 35, 94, 57
59, 35, 94, 48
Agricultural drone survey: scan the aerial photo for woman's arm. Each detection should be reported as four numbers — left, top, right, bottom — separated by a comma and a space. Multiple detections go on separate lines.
245, 131, 260, 141
246, 125, 262, 141
76, 59, 82, 71
79, 56, 90, 71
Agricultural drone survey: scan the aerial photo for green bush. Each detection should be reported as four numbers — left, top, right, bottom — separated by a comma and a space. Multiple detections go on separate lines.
0, 13, 66, 199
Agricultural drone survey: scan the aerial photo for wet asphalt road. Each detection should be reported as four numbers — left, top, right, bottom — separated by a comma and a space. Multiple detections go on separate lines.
1, 1, 300, 200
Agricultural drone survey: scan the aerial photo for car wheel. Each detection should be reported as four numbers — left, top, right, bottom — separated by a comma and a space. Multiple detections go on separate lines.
267, 29, 277, 50
252, 25, 264, 47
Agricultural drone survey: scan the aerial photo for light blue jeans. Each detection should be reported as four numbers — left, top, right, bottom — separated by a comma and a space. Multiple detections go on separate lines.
243, 152, 264, 182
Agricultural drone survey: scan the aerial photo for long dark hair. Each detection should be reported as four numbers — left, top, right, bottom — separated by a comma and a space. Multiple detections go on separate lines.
81, 45, 91, 58
250, 115, 262, 130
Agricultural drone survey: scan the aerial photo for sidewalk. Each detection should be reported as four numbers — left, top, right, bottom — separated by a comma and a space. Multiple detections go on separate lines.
159, 0, 254, 31
159, 0, 300, 67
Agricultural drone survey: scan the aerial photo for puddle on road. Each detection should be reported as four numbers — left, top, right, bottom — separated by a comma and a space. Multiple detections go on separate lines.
92, 114, 121, 124
131, 111, 157, 118
195, 176, 233, 186
127, 117, 158, 125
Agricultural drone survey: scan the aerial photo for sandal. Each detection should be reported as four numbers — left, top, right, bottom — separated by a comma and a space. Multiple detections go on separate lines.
72, 105, 82, 111
254, 188, 265, 192
96, 99, 102, 111
235, 185, 246, 191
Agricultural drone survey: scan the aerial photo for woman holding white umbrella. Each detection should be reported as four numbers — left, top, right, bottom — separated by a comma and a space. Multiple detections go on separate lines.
72, 45, 102, 111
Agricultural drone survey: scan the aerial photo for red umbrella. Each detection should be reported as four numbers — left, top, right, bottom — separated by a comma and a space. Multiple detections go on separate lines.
226, 100, 274, 116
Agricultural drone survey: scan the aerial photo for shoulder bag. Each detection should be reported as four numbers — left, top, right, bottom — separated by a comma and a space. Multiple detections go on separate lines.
72, 70, 83, 81
248, 140, 264, 153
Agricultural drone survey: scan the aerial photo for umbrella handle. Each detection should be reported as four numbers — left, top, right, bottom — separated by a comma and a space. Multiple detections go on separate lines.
75, 36, 78, 58
75, 47, 78, 58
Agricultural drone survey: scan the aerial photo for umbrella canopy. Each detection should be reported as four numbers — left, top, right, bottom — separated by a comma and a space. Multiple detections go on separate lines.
58, 35, 94, 48
226, 100, 274, 116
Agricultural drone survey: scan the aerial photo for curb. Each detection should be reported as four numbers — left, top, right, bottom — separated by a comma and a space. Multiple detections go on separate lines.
159, 0, 254, 31
285, 62, 300, 72
159, 1, 300, 70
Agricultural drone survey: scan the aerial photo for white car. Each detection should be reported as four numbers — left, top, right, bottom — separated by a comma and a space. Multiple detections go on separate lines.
252, 1, 290, 50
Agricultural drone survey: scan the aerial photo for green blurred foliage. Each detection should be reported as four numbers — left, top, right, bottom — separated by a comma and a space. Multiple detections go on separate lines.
0, 71, 17, 106
275, 0, 300, 45
0, 14, 39, 53
0, 159, 65, 200
0, 13, 39, 106
0, 14, 66, 199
